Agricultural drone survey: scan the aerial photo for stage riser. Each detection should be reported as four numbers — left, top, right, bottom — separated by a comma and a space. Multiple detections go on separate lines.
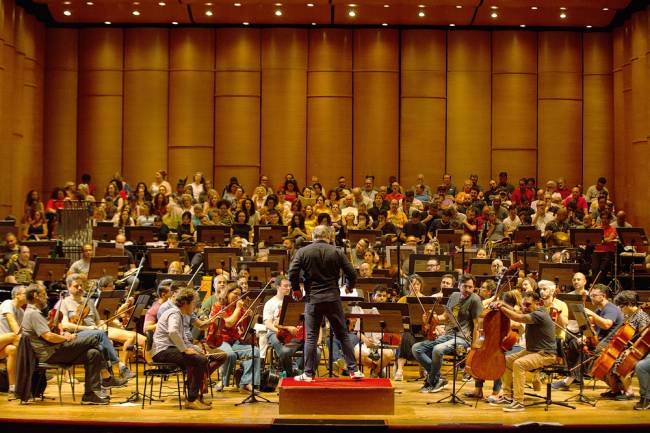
279, 387, 394, 415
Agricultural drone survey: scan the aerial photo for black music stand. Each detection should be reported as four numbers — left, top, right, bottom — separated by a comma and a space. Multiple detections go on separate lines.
147, 248, 184, 271
436, 229, 461, 254
512, 226, 542, 273
278, 296, 305, 357
0, 220, 16, 239
239, 261, 277, 283
386, 245, 416, 268
413, 272, 448, 297
22, 241, 57, 259
570, 228, 603, 248
408, 254, 452, 274
88, 256, 129, 279
95, 242, 125, 257
617, 227, 649, 291
203, 247, 239, 273
93, 222, 119, 242
197, 225, 229, 246
255, 225, 288, 247
267, 249, 289, 274
95, 290, 126, 324
347, 229, 382, 247
563, 303, 597, 407
33, 258, 70, 282
538, 262, 578, 291
358, 307, 404, 377
468, 258, 494, 276
355, 277, 393, 301
123, 294, 151, 403
125, 226, 157, 245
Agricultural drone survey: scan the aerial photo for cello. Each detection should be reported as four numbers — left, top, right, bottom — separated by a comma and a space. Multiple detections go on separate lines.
465, 262, 521, 380
590, 322, 635, 380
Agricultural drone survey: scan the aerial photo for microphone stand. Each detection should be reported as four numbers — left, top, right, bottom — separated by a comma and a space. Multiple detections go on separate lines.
123, 256, 146, 403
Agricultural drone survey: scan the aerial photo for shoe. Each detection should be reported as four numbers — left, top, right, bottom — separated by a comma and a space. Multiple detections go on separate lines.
614, 392, 634, 401
199, 397, 213, 406
334, 358, 346, 374
350, 371, 365, 380
81, 392, 110, 405
502, 400, 525, 412
463, 390, 484, 399
485, 395, 502, 404
600, 390, 621, 399
634, 398, 650, 410
431, 378, 448, 393
7, 392, 18, 402
462, 373, 472, 382
119, 365, 137, 381
489, 396, 513, 406
213, 383, 224, 392
418, 385, 434, 393
393, 371, 403, 381
551, 380, 570, 390
101, 376, 128, 389
184, 400, 211, 410
294, 373, 314, 382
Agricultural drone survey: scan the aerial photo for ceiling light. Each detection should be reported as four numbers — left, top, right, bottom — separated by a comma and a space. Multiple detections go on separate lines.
384, 4, 390, 8
205, 2, 213, 5
275, 9, 283, 16
531, 6, 538, 10
275, 2, 283, 6
104, 21, 111, 25
205, 10, 213, 16
456, 5, 462, 9
418, 11, 425, 17
602, 7, 609, 11
63, 1, 71, 4
243, 21, 249, 25
520, 24, 526, 28
132, 10, 140, 16
63, 10, 72, 16
158, 1, 166, 5
491, 5, 498, 10
490, 12, 498, 18
234, 2, 241, 6
382, 23, 388, 26
586, 25, 592, 28
348, 3, 357, 6
560, 12, 567, 19
86, 1, 94, 5
449, 23, 456, 27
307, 3, 314, 7
311, 22, 317, 25
418, 4, 425, 8
348, 10, 356, 17
133, 1, 140, 5
172, 21, 179, 25
560, 7, 566, 10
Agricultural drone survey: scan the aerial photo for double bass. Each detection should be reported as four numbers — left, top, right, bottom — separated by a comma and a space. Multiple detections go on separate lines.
465, 262, 521, 380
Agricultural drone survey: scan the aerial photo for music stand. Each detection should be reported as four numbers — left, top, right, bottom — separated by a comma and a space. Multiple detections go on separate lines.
88, 256, 129, 279
203, 247, 239, 273
617, 228, 649, 291
0, 220, 17, 239
512, 251, 540, 274
538, 262, 578, 291
346, 229, 382, 247
239, 261, 277, 283
570, 228, 604, 248
436, 230, 461, 253
267, 249, 288, 274
95, 290, 126, 323
33, 257, 70, 282
413, 272, 448, 296
512, 226, 541, 246
255, 225, 288, 247
147, 248, 185, 271
22, 241, 57, 259
125, 226, 157, 245
154, 273, 193, 286
408, 254, 452, 274
405, 297, 439, 327
355, 278, 393, 301
197, 225, 229, 246
95, 242, 125, 257
468, 258, 494, 276
386, 245, 416, 267
123, 294, 151, 403
93, 222, 119, 242
564, 303, 598, 406
357, 308, 404, 377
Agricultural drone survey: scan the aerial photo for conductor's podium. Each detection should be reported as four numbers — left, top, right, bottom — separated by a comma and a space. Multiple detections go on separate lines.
278, 377, 394, 415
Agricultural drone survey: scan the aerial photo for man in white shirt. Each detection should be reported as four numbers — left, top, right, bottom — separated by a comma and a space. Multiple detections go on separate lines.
0, 285, 26, 395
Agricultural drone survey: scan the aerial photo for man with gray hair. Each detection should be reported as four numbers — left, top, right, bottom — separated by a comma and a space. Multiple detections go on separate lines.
0, 285, 27, 396
288, 225, 363, 381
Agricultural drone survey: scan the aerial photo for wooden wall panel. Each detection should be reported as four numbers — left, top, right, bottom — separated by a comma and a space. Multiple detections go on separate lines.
77, 28, 124, 191
447, 31, 491, 184
583, 33, 613, 192
400, 30, 446, 186
44, 28, 78, 193
216, 28, 261, 193
492, 31, 537, 183
123, 29, 169, 186
0, 0, 15, 216
538, 32, 582, 187
307, 29, 353, 191
612, 27, 626, 207
169, 28, 214, 187
353, 29, 398, 187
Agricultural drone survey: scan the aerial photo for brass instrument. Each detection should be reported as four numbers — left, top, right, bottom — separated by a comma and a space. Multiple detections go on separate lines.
431, 237, 441, 255
484, 240, 494, 257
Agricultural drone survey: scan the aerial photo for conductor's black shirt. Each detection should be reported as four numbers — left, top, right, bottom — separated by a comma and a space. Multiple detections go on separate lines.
288, 240, 357, 304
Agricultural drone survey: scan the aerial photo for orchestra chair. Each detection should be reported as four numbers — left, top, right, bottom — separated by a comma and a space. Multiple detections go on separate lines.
525, 338, 576, 411
142, 362, 185, 410
35, 362, 77, 404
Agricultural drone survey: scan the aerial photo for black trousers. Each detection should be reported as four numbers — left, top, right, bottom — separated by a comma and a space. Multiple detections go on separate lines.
303, 301, 357, 377
153, 347, 208, 402
46, 335, 105, 395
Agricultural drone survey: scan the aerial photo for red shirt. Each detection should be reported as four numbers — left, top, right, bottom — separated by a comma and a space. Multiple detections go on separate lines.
511, 188, 534, 206
595, 224, 617, 253
209, 303, 248, 344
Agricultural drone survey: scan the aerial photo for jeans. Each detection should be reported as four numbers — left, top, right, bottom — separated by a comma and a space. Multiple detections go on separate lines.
268, 331, 321, 376
636, 356, 650, 399
77, 329, 119, 365
412, 334, 469, 387
46, 335, 105, 395
218, 340, 260, 387
332, 331, 359, 362
304, 301, 357, 377
152, 347, 208, 402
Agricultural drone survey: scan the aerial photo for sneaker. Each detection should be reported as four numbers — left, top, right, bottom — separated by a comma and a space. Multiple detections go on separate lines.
418, 385, 434, 393
350, 371, 365, 380
294, 373, 314, 382
634, 398, 650, 410
489, 396, 513, 406
119, 365, 137, 381
462, 373, 472, 382
600, 390, 621, 399
502, 400, 525, 412
101, 376, 128, 389
184, 400, 211, 410
213, 383, 224, 392
614, 392, 634, 401
431, 378, 448, 393
486, 395, 502, 404
81, 392, 110, 405
551, 380, 570, 390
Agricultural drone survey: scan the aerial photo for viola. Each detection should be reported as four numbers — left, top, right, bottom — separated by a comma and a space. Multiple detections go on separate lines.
616, 323, 650, 377
47, 308, 63, 334
591, 322, 635, 380
69, 303, 91, 325
275, 306, 305, 344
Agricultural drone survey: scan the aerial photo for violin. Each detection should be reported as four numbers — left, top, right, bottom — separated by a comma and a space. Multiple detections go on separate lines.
47, 291, 65, 334
69, 303, 91, 325
423, 303, 440, 340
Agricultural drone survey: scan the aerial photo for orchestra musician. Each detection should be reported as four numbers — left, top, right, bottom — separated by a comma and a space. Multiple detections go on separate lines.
354, 286, 395, 377
151, 287, 211, 410
553, 284, 624, 390
492, 290, 559, 412
4, 245, 34, 285
21, 284, 110, 405
143, 279, 174, 333
412, 273, 482, 393
0, 285, 26, 397
67, 244, 93, 277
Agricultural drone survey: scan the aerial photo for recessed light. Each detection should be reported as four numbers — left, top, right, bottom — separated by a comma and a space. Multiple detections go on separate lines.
307, 3, 314, 7
158, 1, 166, 5
205, 10, 213, 16
86, 1, 94, 5
133, 1, 140, 5
520, 24, 526, 28
382, 23, 388, 26
384, 4, 390, 8
560, 7, 566, 10
348, 10, 356, 17
418, 4, 425, 8
275, 2, 283, 6
243, 21, 249, 25
172, 21, 179, 25
348, 3, 357, 6
104, 21, 111, 25
63, 1, 71, 4
531, 6, 538, 10
602, 7, 609, 11
456, 5, 462, 9
205, 2, 213, 5
63, 10, 72, 16
311, 22, 317, 25
560, 12, 567, 19
449, 23, 456, 27
491, 5, 498, 10
586, 25, 593, 28
132, 10, 140, 16
275, 9, 283, 16
418, 11, 425, 17
234, 2, 241, 6
490, 12, 498, 18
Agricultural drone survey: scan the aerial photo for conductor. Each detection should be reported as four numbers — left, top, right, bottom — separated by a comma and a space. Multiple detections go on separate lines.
288, 225, 364, 381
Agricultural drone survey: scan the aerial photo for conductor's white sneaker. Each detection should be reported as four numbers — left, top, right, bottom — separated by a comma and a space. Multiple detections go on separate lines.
294, 373, 314, 382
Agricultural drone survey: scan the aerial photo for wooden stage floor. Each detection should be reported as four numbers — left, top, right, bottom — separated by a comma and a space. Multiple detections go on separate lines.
1, 366, 649, 432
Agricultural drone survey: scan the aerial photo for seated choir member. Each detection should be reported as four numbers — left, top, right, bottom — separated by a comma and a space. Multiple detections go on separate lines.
21, 284, 110, 405
0, 285, 27, 397
151, 287, 211, 410
492, 290, 558, 412
354, 286, 396, 377
59, 274, 145, 380
412, 273, 482, 393
207, 283, 260, 392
